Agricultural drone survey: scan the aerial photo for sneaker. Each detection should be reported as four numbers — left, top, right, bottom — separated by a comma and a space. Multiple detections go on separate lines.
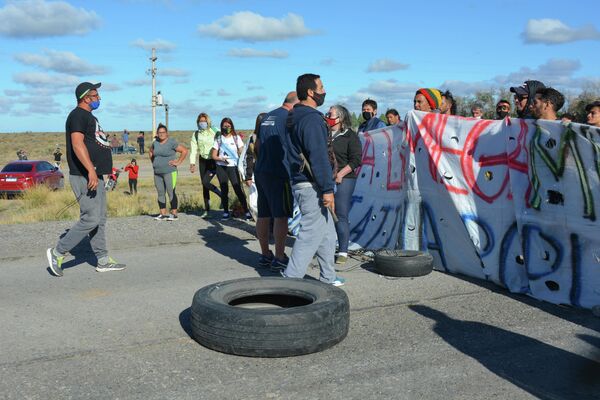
168, 214, 178, 221
335, 255, 348, 264
199, 210, 209, 219
154, 214, 168, 221
96, 257, 126, 273
270, 255, 289, 271
245, 212, 253, 221
221, 212, 230, 220
258, 251, 274, 268
331, 276, 346, 287
46, 247, 65, 277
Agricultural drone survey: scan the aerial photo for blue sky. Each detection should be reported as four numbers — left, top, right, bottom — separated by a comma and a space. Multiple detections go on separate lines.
0, 0, 599, 132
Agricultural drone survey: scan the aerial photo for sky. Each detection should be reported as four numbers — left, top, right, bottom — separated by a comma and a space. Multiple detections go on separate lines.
0, 0, 599, 133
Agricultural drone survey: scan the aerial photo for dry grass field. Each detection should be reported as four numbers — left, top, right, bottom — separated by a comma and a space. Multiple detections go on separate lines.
0, 130, 251, 224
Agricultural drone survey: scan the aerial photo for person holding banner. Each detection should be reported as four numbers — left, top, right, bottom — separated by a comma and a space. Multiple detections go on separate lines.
586, 101, 600, 127
211, 117, 251, 220
327, 104, 362, 265
414, 88, 442, 112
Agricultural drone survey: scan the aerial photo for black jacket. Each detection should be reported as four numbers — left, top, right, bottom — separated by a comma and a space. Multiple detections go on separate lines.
332, 128, 362, 179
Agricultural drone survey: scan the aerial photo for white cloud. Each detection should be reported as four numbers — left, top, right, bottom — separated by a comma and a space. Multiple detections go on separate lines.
367, 59, 409, 73
217, 89, 231, 96
320, 58, 335, 66
0, 97, 13, 113
14, 49, 109, 75
125, 78, 152, 87
198, 11, 316, 42
494, 58, 581, 86
160, 68, 189, 77
130, 38, 177, 52
522, 19, 600, 44
0, 0, 100, 38
13, 71, 79, 90
227, 48, 288, 59
246, 85, 264, 91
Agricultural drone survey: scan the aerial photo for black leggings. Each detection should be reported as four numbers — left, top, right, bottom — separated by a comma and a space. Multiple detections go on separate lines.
198, 158, 221, 209
128, 178, 137, 194
215, 164, 248, 213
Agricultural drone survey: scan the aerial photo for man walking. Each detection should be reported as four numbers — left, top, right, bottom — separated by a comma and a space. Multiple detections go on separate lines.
47, 82, 125, 277
254, 91, 298, 270
282, 73, 344, 286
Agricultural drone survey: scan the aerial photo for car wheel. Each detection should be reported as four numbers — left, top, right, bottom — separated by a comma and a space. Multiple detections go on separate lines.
190, 277, 350, 357
373, 250, 434, 277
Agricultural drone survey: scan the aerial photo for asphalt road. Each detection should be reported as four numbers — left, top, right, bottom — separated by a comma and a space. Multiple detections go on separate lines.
1, 215, 599, 400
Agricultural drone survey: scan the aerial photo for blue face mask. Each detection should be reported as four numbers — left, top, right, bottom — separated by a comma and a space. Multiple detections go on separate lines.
198, 122, 208, 130
90, 100, 100, 110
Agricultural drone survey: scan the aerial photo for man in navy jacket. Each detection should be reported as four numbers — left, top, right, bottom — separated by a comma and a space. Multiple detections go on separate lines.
282, 73, 345, 286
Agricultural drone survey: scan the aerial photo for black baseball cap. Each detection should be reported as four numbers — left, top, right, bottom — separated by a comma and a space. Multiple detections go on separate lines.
510, 85, 528, 96
75, 82, 101, 100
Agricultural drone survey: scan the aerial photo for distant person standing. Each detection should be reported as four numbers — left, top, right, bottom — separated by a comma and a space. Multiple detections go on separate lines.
137, 131, 145, 155
53, 146, 63, 168
122, 129, 129, 150
150, 123, 188, 221
46, 82, 126, 277
495, 99, 512, 120
586, 101, 600, 127
471, 104, 483, 119
124, 158, 139, 194
17, 149, 28, 160
358, 99, 386, 133
110, 134, 120, 154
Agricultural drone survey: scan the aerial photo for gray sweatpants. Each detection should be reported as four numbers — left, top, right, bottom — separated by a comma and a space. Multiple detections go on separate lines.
284, 182, 337, 284
56, 174, 108, 259
154, 171, 178, 210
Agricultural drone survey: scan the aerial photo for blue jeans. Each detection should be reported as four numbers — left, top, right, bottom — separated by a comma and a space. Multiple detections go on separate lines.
284, 183, 337, 284
334, 178, 356, 253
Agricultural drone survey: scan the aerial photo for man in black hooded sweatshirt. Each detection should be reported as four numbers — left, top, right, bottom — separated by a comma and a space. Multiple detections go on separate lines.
510, 80, 546, 119
282, 73, 345, 286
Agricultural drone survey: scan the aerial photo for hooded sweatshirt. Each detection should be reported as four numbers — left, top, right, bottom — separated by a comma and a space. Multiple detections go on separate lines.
286, 104, 334, 194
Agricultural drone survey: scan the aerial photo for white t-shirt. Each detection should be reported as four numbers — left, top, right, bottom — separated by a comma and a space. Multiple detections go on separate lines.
213, 134, 244, 167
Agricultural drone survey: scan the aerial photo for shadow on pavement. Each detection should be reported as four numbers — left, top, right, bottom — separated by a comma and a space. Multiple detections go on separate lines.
441, 272, 600, 334
197, 220, 279, 277
51, 230, 98, 274
179, 307, 193, 339
410, 304, 600, 400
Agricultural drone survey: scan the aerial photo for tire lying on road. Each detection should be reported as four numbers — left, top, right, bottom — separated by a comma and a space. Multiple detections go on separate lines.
190, 277, 350, 357
373, 250, 434, 277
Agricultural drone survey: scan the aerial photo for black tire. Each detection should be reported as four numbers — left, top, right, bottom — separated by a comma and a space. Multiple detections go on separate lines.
373, 250, 434, 277
190, 277, 349, 357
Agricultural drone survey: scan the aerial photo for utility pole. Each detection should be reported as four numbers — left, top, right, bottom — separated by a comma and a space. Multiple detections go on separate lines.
150, 48, 157, 136
165, 104, 169, 130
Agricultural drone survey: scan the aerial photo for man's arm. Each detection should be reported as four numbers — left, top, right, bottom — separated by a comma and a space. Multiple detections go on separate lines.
71, 132, 98, 190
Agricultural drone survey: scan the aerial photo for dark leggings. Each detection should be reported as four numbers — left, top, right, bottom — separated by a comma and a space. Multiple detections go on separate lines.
334, 177, 357, 253
128, 178, 137, 194
215, 164, 248, 213
198, 158, 221, 210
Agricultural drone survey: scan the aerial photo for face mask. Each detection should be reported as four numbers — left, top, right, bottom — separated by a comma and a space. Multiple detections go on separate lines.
497, 110, 509, 119
362, 111, 373, 121
311, 91, 326, 107
90, 100, 100, 110
222, 127, 231, 134
198, 122, 208, 130
324, 116, 338, 127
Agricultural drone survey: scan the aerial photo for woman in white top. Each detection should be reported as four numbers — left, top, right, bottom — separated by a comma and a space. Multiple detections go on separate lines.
211, 117, 251, 220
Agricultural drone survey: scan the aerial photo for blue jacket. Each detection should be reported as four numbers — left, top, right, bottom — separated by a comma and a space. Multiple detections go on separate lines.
285, 104, 334, 194
255, 106, 290, 178
358, 117, 386, 133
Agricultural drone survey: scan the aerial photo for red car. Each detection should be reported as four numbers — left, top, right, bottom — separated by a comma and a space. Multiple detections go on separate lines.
0, 160, 65, 197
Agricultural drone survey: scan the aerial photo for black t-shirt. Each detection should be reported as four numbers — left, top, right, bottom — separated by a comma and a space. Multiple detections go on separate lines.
65, 107, 112, 176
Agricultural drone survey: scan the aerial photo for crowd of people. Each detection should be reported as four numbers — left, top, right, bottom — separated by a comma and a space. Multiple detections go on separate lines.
46, 77, 600, 286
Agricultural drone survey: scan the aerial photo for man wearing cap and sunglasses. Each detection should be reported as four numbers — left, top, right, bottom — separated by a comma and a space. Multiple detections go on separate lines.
46, 82, 126, 277
510, 80, 546, 119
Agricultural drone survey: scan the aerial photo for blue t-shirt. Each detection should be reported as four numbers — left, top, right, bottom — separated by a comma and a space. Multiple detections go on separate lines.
151, 138, 178, 174
255, 107, 290, 178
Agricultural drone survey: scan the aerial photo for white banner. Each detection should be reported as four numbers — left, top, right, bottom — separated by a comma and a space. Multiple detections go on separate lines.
351, 111, 600, 309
